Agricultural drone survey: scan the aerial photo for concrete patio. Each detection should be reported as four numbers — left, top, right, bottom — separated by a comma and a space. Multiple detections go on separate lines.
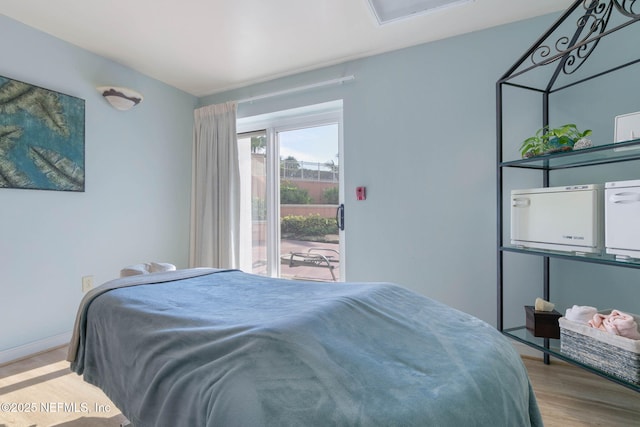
252, 238, 340, 282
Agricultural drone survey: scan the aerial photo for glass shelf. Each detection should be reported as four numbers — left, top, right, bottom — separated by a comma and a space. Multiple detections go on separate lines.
501, 138, 640, 170
503, 326, 640, 393
501, 245, 640, 269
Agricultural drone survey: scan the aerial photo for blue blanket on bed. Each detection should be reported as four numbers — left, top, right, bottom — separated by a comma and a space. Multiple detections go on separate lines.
70, 270, 542, 427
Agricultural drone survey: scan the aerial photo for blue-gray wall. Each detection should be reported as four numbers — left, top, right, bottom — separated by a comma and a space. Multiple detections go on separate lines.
0, 15, 197, 357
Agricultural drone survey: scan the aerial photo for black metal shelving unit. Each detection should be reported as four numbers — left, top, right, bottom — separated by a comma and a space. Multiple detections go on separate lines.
497, 0, 640, 393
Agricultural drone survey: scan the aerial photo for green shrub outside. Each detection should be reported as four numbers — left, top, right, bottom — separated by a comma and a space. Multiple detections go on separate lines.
323, 186, 339, 204
280, 182, 312, 204
252, 197, 266, 220
281, 214, 338, 238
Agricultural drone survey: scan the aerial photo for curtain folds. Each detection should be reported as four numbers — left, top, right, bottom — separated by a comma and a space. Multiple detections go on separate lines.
190, 101, 240, 268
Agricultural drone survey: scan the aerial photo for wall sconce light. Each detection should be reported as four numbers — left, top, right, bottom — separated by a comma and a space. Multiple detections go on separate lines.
97, 86, 144, 111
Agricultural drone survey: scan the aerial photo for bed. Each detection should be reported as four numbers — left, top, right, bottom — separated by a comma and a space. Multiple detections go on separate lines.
68, 268, 543, 427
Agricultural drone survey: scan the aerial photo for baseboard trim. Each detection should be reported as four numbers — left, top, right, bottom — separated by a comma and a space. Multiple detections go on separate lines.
0, 332, 72, 366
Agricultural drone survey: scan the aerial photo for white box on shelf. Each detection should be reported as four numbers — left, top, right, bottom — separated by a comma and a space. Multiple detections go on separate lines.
511, 184, 604, 254
614, 111, 640, 151
605, 179, 640, 259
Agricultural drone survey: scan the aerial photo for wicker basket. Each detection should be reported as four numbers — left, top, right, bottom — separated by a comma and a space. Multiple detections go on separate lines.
559, 311, 640, 385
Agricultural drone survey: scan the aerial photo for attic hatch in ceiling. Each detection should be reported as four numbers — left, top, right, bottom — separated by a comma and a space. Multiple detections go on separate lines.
499, 0, 640, 94
367, 0, 474, 25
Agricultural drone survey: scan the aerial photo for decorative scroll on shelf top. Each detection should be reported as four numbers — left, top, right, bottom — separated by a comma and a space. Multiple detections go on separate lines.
531, 0, 640, 76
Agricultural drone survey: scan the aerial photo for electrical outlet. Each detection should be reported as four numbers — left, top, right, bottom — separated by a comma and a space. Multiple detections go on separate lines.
82, 275, 94, 293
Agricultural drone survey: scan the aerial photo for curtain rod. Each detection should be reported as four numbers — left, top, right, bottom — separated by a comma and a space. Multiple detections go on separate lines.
237, 75, 355, 104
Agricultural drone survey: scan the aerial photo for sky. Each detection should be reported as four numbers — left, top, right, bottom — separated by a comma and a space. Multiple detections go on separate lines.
278, 123, 339, 166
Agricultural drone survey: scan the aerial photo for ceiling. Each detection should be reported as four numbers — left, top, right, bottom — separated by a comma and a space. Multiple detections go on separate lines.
0, 0, 572, 97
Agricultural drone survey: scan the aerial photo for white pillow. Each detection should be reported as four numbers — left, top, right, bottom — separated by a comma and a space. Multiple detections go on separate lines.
148, 262, 176, 273
120, 263, 150, 277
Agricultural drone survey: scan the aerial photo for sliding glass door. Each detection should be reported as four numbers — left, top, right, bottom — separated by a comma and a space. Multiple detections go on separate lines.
237, 103, 344, 281
278, 124, 340, 282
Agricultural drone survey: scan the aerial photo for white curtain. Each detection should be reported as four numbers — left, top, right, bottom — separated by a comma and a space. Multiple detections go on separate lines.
190, 101, 240, 268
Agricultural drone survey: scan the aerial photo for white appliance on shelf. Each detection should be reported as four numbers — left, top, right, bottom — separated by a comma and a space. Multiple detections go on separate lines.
614, 111, 640, 151
605, 179, 640, 259
511, 184, 604, 254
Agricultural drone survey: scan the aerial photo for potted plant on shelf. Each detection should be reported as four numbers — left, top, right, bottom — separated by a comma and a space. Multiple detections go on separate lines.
520, 124, 592, 158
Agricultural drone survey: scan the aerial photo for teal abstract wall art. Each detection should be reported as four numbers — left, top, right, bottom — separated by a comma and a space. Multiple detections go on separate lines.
0, 76, 85, 191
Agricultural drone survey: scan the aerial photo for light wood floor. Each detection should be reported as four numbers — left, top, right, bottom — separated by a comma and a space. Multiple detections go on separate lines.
1, 347, 638, 426
0, 346, 126, 427
522, 356, 640, 427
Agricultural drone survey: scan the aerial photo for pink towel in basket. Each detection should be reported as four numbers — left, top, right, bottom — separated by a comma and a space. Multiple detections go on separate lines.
589, 310, 640, 340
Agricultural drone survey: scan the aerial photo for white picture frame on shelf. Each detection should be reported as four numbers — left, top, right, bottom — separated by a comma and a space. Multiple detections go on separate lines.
614, 111, 640, 151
